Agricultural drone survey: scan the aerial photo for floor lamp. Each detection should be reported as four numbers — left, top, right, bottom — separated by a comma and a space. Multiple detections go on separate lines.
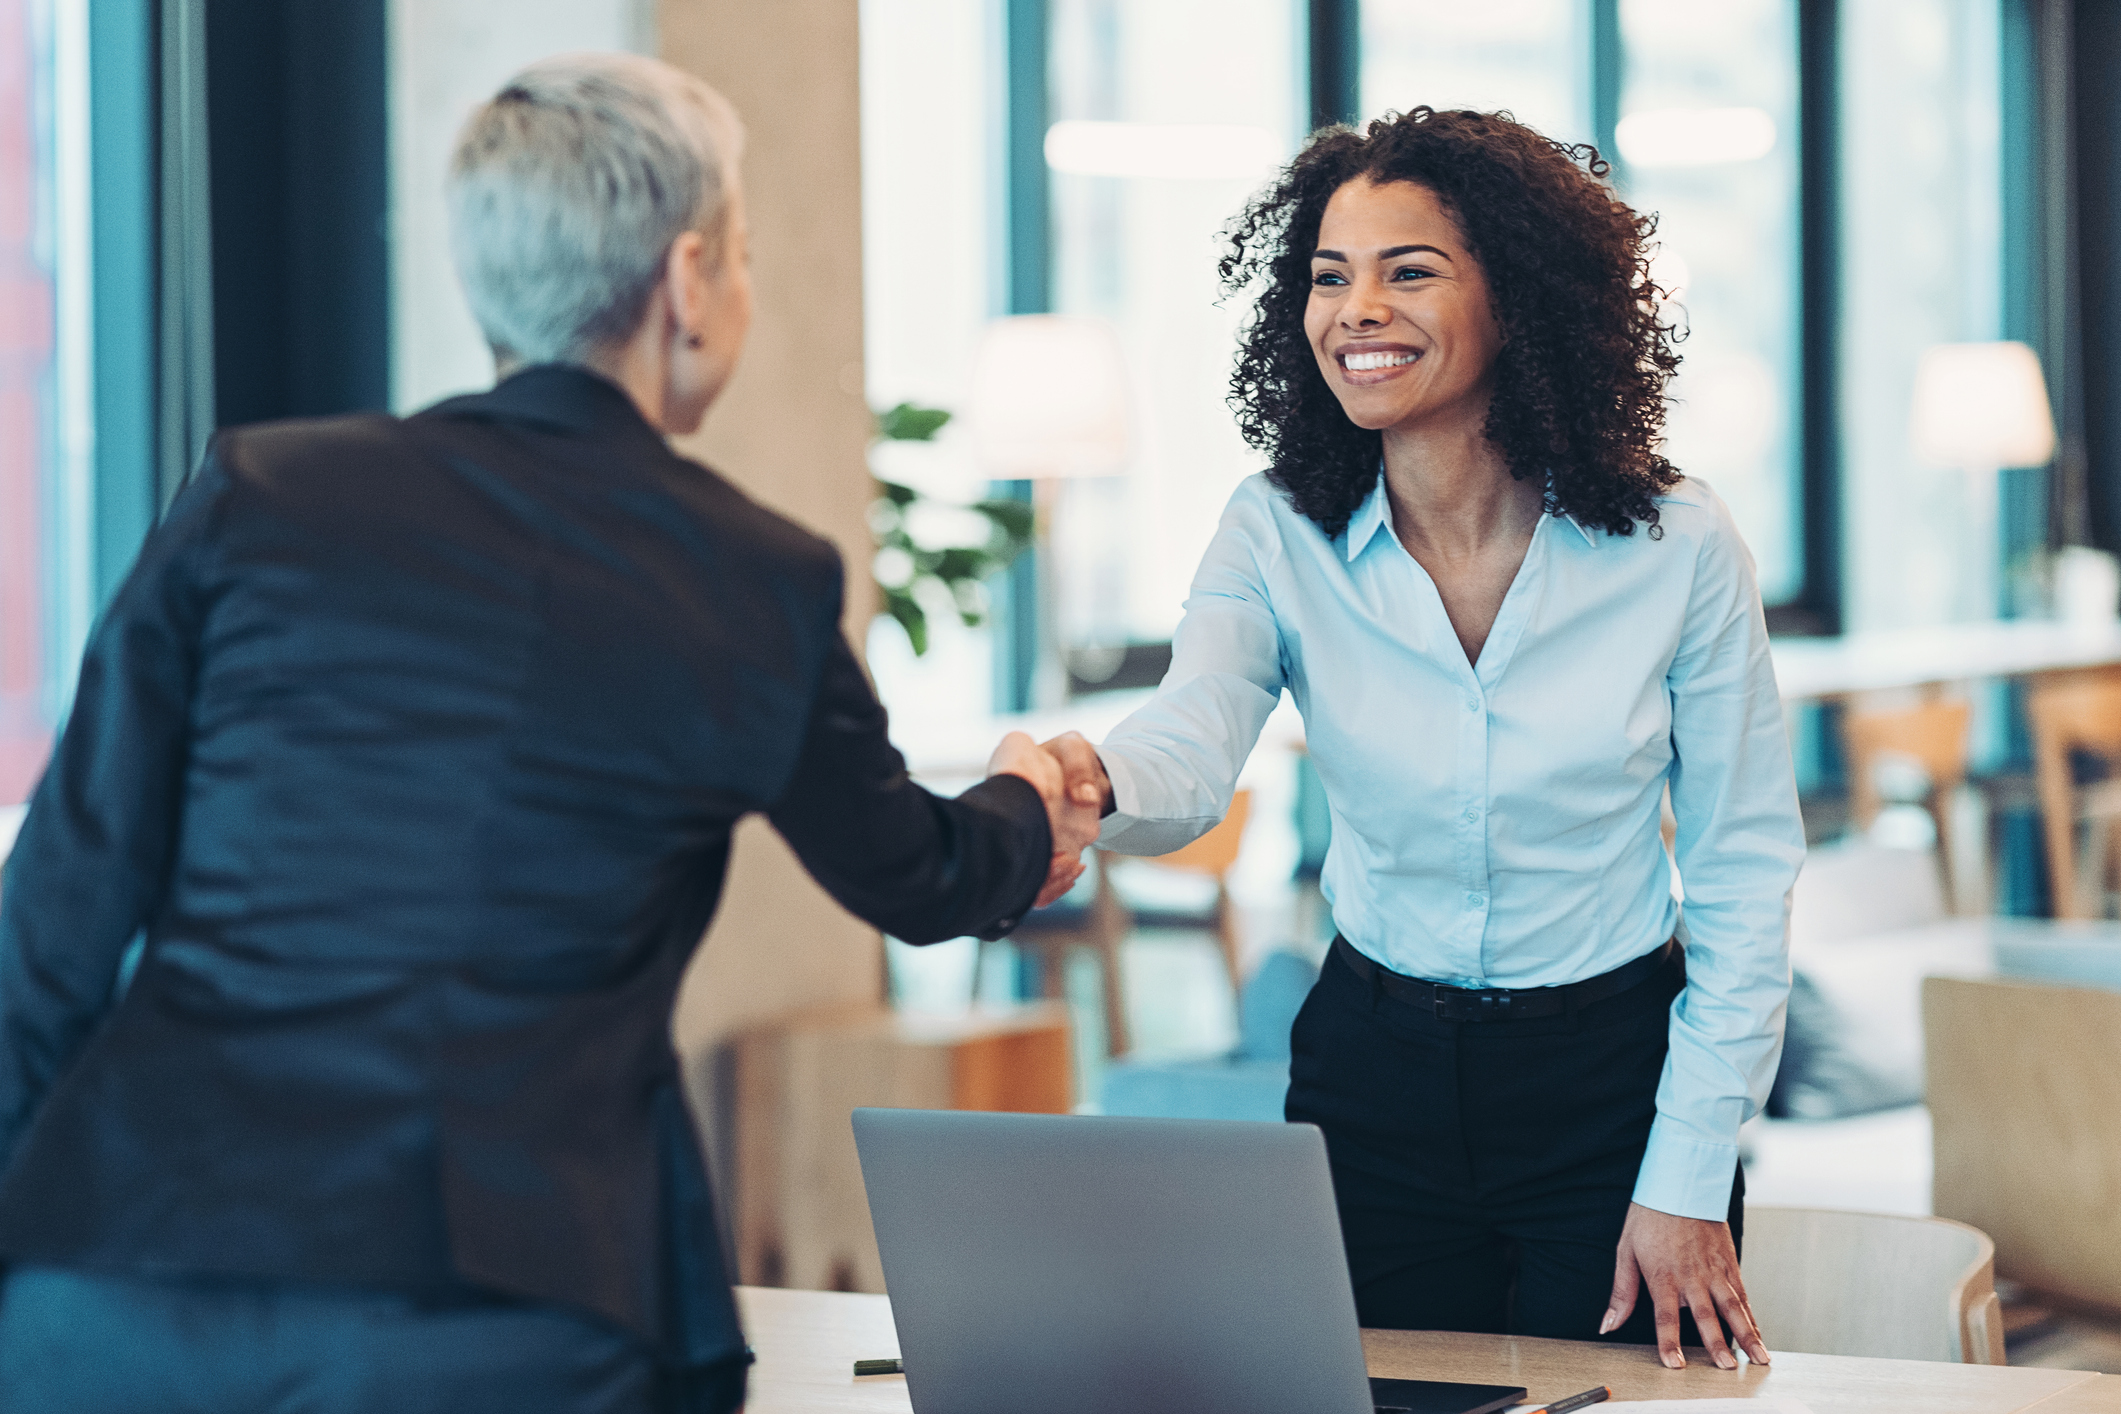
966, 315, 1133, 708
1908, 341, 2057, 624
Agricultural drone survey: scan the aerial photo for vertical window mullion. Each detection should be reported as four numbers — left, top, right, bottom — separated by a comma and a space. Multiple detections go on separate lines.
1797, 0, 1842, 634
993, 0, 1048, 714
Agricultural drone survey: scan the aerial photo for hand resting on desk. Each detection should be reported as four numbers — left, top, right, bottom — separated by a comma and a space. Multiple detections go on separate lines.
1604, 1202, 1769, 1371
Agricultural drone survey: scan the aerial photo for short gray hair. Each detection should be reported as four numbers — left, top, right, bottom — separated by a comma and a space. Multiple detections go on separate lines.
448, 53, 745, 367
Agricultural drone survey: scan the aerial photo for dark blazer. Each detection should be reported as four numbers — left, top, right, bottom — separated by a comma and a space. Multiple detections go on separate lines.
0, 366, 1050, 1384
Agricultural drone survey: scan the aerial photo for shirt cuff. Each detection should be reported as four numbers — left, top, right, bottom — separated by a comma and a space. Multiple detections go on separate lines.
1631, 1115, 1739, 1221
1092, 748, 1223, 856
1095, 748, 1145, 845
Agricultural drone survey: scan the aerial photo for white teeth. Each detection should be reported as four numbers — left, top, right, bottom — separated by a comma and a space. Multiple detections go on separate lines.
1343, 350, 1419, 371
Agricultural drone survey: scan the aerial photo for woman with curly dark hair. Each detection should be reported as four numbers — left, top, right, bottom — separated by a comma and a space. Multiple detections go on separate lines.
1042, 108, 1802, 1370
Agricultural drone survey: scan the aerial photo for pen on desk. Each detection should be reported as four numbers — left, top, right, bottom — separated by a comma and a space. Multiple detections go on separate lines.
1520, 1384, 1611, 1414
853, 1358, 904, 1377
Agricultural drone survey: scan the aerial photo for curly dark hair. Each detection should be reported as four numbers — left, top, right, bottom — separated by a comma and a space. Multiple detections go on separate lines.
1220, 107, 1682, 540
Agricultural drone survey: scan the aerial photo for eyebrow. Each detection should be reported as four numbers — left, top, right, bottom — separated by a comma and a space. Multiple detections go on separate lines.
1311, 244, 1453, 262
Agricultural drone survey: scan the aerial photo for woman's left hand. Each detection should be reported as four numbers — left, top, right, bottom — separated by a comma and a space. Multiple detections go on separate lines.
1601, 1201, 1770, 1370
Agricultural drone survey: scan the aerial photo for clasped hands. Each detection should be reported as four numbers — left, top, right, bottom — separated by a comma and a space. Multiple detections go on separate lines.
986, 731, 1114, 908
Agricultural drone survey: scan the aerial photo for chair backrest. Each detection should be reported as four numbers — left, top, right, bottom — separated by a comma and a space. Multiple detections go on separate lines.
2028, 672, 2121, 918
1234, 949, 1320, 1062
1924, 973, 2121, 1309
1840, 697, 1971, 832
1148, 789, 1253, 877
1740, 1206, 2004, 1364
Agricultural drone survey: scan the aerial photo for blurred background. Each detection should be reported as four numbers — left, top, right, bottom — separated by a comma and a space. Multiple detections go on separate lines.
6, 0, 2121, 1366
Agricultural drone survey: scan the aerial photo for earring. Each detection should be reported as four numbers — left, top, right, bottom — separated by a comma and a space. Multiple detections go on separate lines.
685, 331, 705, 350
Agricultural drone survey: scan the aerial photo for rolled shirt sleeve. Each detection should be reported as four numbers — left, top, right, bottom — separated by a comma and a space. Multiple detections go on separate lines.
1634, 501, 1805, 1220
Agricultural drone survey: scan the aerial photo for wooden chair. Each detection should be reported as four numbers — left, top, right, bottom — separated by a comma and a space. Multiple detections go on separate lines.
1122, 789, 1255, 994
2028, 672, 2121, 919
1005, 854, 1135, 1058
1924, 973, 2121, 1312
1838, 695, 1973, 910
1740, 1206, 2006, 1364
1006, 790, 1254, 1059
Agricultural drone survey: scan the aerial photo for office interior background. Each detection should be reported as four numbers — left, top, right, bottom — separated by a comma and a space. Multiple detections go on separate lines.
7, 0, 2121, 1370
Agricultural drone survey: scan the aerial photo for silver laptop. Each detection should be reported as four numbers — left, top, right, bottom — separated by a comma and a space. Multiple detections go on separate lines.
852, 1109, 1525, 1414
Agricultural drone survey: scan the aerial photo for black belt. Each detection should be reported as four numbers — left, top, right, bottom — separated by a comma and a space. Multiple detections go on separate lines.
1331, 934, 1677, 1022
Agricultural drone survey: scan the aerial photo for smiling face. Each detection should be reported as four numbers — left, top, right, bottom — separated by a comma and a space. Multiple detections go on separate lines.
1304, 178, 1506, 436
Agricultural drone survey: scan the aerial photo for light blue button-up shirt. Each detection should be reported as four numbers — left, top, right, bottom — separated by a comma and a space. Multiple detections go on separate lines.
1095, 471, 1805, 1221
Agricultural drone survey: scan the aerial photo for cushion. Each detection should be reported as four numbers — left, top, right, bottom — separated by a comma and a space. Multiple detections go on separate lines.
1097, 950, 1318, 1122
1770, 921, 1992, 1120
1098, 1058, 1292, 1122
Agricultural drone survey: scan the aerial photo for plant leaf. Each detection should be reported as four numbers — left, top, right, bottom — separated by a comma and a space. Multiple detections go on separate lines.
875, 402, 953, 442
972, 498, 1037, 544
883, 584, 929, 656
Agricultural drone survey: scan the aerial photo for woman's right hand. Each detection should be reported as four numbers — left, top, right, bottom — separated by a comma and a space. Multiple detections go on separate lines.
1039, 732, 1115, 818
986, 732, 1102, 906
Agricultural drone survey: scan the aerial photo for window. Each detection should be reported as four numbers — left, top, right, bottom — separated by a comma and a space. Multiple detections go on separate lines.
857, 0, 1002, 738
1360, 0, 1589, 143
1615, 0, 1803, 603
1044, 0, 1305, 671
1, 0, 93, 809
1838, 0, 2003, 632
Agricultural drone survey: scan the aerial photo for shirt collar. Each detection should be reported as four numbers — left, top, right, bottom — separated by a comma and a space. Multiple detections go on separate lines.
1342, 468, 1600, 559
420, 364, 672, 458
1341, 471, 1393, 562
1555, 507, 1597, 546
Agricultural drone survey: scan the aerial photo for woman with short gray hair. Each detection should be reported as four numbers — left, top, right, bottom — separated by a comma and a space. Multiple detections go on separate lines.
0, 53, 1093, 1414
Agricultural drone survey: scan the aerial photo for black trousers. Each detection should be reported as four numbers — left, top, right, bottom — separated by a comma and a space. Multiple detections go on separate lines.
1285, 941, 1742, 1345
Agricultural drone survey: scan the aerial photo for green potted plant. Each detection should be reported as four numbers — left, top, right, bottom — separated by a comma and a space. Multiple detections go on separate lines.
869, 402, 1035, 655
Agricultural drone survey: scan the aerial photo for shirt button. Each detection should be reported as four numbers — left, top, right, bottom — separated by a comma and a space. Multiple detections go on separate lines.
1464, 698, 1480, 713
1468, 892, 1486, 906
1462, 808, 1479, 823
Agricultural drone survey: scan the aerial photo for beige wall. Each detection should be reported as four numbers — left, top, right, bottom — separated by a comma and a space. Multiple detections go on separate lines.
658, 1, 885, 1083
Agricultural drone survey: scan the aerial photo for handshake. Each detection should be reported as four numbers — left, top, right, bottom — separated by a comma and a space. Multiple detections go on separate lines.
987, 731, 1114, 908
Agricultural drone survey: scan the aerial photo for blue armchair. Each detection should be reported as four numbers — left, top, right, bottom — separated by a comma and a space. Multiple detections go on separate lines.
1097, 949, 1320, 1121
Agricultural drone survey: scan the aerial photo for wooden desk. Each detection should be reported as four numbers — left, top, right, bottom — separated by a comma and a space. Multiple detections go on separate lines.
737, 1285, 2119, 1414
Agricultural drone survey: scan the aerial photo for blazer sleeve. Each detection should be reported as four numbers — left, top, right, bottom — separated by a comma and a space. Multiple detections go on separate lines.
767, 631, 1052, 944
0, 454, 227, 1173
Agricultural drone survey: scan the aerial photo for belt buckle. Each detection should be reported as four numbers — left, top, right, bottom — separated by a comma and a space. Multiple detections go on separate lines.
1435, 987, 1513, 1022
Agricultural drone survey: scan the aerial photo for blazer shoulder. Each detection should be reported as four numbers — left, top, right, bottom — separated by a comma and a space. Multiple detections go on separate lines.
677, 458, 846, 595
205, 412, 407, 487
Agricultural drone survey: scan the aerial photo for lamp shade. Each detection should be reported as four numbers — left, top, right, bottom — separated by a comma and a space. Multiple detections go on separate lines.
966, 315, 1131, 479
1909, 341, 2057, 470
